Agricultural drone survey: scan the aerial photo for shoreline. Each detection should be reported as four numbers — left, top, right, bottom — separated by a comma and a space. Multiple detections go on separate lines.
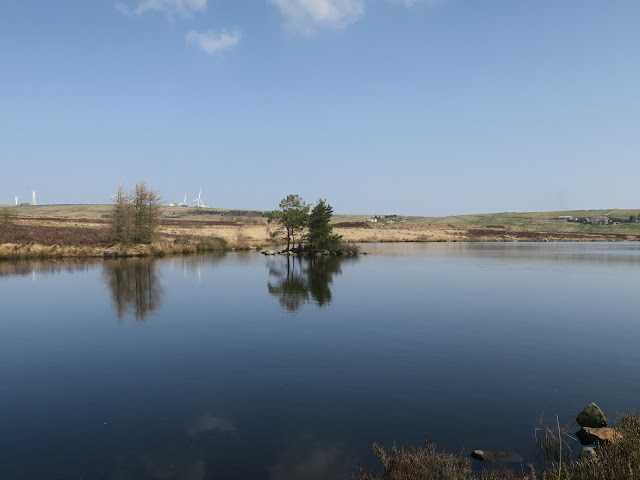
2, 236, 640, 262
2, 214, 640, 262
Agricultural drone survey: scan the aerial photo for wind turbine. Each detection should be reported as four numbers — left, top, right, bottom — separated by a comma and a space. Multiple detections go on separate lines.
194, 189, 203, 208
179, 194, 188, 207
9, 195, 19, 206
31, 189, 37, 206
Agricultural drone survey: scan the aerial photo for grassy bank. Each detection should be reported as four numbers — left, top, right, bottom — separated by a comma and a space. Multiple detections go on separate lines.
357, 411, 640, 480
2, 205, 640, 262
0, 238, 230, 261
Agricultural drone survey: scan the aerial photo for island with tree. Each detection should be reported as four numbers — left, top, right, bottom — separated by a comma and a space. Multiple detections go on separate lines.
267, 194, 358, 256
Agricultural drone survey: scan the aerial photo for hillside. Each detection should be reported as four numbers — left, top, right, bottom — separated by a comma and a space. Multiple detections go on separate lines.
3, 205, 640, 234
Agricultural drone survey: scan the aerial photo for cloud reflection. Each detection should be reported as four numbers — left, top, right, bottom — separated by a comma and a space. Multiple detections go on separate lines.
268, 434, 357, 480
186, 414, 236, 437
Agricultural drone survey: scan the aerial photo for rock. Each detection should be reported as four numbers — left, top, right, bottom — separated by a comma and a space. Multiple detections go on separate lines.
263, 250, 276, 256
579, 446, 597, 460
576, 427, 622, 445
471, 450, 523, 464
576, 403, 607, 428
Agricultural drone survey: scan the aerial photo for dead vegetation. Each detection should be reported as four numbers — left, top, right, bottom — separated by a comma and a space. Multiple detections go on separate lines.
356, 412, 640, 480
2, 211, 640, 262
0, 223, 111, 246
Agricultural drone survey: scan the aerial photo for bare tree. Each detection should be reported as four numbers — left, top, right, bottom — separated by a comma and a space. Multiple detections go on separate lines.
110, 183, 162, 245
110, 184, 133, 244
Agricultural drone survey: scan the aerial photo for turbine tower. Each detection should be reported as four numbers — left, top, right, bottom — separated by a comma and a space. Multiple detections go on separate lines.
194, 189, 203, 208
179, 194, 188, 207
10, 195, 19, 206
31, 189, 37, 206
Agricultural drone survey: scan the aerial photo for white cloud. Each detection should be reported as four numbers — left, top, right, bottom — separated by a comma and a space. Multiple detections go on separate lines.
387, 0, 440, 6
268, 0, 365, 34
116, 0, 207, 17
186, 29, 242, 54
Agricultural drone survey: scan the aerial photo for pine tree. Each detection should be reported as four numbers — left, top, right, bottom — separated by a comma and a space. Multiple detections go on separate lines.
307, 199, 341, 252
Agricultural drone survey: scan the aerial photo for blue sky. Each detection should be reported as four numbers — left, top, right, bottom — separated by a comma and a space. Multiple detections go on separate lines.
1, 0, 639, 216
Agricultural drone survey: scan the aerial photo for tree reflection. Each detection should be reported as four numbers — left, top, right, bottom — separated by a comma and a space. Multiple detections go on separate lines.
0, 261, 96, 278
267, 255, 354, 312
102, 259, 164, 321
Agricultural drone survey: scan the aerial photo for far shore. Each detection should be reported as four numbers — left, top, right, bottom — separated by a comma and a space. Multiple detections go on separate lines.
2, 205, 640, 261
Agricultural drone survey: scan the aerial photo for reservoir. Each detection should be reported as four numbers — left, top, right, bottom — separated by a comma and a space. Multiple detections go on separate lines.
1, 242, 639, 479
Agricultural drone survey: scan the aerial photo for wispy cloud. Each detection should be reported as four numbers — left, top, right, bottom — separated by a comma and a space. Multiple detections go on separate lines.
268, 0, 365, 34
116, 0, 207, 18
186, 29, 242, 54
389, 0, 441, 6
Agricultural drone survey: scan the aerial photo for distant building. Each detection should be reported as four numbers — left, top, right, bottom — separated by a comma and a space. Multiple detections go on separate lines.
557, 216, 575, 221
590, 216, 609, 225
367, 216, 379, 223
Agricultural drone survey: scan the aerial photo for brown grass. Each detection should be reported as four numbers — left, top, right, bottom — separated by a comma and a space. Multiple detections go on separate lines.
0, 223, 111, 246
356, 412, 640, 480
3, 212, 639, 262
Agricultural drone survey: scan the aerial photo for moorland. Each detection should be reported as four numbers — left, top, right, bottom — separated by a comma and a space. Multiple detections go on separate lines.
1, 204, 640, 260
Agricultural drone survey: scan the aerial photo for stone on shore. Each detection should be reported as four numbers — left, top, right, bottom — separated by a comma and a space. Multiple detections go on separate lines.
579, 446, 597, 460
576, 403, 607, 428
471, 450, 522, 464
576, 427, 622, 445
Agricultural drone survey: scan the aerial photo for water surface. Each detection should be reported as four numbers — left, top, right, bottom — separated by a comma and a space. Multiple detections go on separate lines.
1, 242, 640, 479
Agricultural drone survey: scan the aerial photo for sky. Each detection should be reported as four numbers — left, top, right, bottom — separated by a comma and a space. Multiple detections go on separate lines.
1, 0, 639, 216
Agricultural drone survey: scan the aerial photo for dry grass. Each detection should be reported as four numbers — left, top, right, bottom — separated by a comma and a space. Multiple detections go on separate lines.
3, 209, 640, 262
534, 414, 576, 466
356, 412, 640, 480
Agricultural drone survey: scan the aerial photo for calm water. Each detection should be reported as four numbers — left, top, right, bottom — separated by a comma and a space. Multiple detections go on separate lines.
2, 242, 640, 479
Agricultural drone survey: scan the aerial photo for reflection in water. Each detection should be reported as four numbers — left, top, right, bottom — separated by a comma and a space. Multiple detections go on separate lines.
109, 450, 206, 480
102, 259, 164, 321
268, 434, 356, 480
267, 256, 355, 312
186, 414, 237, 437
0, 261, 96, 278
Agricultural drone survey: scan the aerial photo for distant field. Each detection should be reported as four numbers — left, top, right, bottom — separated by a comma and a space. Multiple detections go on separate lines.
3, 204, 233, 219
4, 204, 640, 235
2, 204, 640, 260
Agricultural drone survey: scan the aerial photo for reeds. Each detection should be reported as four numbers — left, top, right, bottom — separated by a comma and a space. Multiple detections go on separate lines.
534, 413, 576, 466
356, 412, 640, 480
